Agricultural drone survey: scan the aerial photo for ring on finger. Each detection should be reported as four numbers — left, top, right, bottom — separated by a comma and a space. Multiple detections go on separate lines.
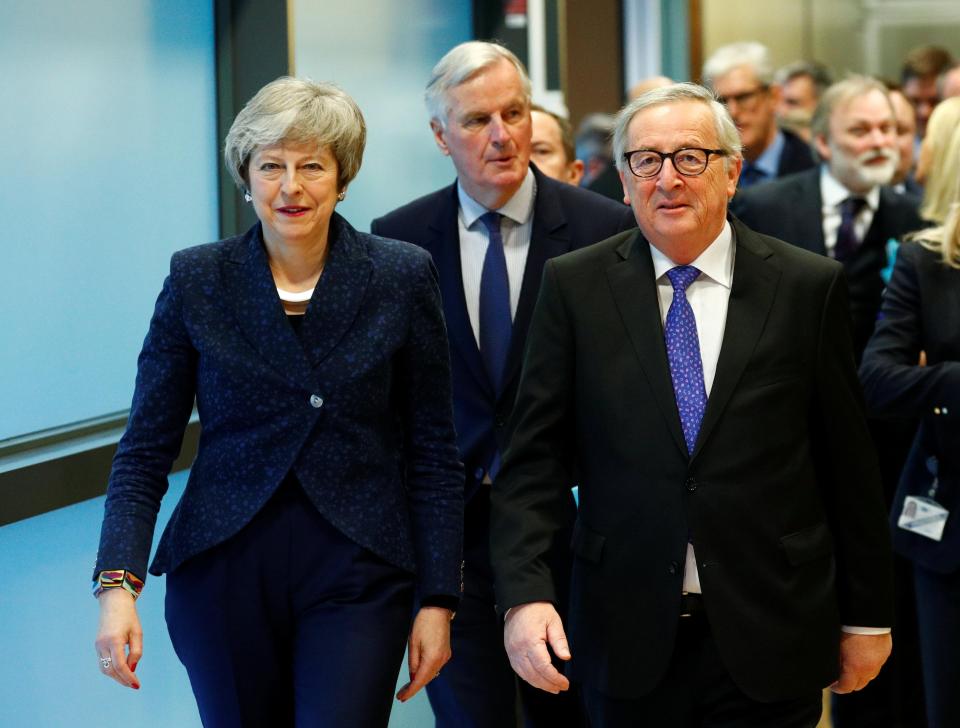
99, 655, 113, 670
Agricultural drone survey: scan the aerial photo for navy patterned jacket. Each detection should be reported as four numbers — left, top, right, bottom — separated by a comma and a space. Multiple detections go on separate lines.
94, 214, 464, 600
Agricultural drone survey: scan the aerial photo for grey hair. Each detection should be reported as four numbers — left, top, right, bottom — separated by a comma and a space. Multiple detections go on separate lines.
810, 75, 892, 144
425, 41, 531, 127
702, 42, 774, 88
224, 76, 366, 192
612, 83, 743, 173
774, 60, 833, 97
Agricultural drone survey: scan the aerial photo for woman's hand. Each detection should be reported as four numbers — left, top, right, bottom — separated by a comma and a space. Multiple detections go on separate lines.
94, 588, 142, 689
395, 606, 453, 702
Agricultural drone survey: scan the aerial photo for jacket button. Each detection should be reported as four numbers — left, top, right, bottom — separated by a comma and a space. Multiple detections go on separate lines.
309, 394, 324, 408
686, 478, 697, 492
668, 561, 679, 575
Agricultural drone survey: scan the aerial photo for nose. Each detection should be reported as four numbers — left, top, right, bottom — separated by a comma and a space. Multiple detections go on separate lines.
870, 126, 893, 148
655, 156, 683, 189
489, 114, 510, 146
281, 168, 303, 194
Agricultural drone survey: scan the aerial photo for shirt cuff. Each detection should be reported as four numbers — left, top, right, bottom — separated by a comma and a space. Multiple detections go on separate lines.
841, 625, 891, 635
93, 569, 144, 600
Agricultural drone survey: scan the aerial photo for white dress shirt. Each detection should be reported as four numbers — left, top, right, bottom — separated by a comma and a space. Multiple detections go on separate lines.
820, 166, 880, 257
457, 168, 536, 345
649, 220, 889, 633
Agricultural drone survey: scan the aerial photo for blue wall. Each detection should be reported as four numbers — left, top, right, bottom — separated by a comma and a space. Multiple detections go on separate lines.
0, 1, 219, 440
292, 0, 473, 231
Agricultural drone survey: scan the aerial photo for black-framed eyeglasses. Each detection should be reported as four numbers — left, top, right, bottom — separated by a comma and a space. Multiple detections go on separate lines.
623, 147, 727, 178
715, 85, 768, 109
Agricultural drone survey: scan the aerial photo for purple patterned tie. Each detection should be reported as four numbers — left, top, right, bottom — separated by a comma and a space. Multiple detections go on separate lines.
665, 266, 707, 455
834, 196, 866, 261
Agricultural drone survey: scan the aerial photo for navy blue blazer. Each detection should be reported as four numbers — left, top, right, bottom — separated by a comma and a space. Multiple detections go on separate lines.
371, 165, 635, 501
860, 241, 960, 573
94, 214, 464, 599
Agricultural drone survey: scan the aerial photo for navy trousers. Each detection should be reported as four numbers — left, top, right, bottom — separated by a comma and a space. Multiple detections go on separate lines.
914, 565, 960, 728
165, 477, 414, 728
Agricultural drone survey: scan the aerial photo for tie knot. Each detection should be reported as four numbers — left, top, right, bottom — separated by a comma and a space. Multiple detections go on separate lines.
666, 265, 700, 292
479, 211, 502, 236
840, 197, 866, 217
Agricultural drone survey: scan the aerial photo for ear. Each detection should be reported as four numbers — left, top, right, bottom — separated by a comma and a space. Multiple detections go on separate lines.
618, 168, 631, 205
813, 133, 831, 162
430, 119, 450, 156
569, 159, 585, 187
725, 156, 743, 198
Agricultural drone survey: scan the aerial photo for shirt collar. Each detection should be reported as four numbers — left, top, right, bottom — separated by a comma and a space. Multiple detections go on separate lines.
749, 129, 785, 179
649, 220, 734, 289
458, 167, 536, 228
819, 164, 880, 211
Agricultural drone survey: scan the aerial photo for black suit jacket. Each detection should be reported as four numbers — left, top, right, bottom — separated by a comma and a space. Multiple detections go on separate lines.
860, 241, 960, 573
776, 127, 816, 178
371, 165, 635, 504
731, 167, 924, 359
490, 217, 893, 702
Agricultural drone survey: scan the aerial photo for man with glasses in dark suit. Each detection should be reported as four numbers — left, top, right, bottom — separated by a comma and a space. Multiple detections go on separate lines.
703, 42, 816, 188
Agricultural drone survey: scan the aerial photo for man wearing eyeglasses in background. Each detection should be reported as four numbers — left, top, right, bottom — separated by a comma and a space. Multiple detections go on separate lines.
703, 42, 815, 188
490, 82, 893, 727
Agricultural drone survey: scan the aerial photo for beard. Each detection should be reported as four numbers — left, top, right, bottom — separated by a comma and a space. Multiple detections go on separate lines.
829, 143, 899, 191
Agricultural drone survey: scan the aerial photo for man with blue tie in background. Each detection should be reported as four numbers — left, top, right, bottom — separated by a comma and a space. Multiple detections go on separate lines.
372, 40, 634, 728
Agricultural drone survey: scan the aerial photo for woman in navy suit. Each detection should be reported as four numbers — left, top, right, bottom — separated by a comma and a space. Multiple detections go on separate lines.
92, 77, 464, 727
860, 193, 960, 724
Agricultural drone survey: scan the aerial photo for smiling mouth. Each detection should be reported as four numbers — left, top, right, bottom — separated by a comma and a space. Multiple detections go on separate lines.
276, 206, 310, 216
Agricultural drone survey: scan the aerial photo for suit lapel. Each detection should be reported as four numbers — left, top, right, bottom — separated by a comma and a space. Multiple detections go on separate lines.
428, 182, 493, 398
605, 231, 687, 456
692, 220, 780, 460
299, 214, 373, 369
223, 225, 318, 389
503, 170, 573, 398
797, 171, 827, 254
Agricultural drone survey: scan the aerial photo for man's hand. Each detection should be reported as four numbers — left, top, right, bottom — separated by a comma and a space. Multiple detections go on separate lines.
396, 606, 453, 702
831, 632, 892, 694
503, 601, 571, 694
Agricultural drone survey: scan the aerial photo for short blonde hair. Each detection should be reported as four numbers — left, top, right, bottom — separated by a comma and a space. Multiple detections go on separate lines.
918, 97, 960, 224
224, 76, 366, 192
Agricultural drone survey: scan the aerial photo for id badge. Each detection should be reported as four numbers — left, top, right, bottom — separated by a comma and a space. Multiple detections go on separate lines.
897, 495, 949, 542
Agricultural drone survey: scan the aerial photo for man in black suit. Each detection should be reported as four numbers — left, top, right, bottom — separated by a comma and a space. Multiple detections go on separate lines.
732, 75, 923, 360
733, 74, 927, 728
703, 42, 816, 188
371, 41, 635, 728
490, 82, 893, 727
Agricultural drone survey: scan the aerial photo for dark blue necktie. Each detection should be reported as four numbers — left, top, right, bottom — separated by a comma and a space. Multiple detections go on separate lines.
834, 196, 866, 261
478, 212, 512, 397
664, 266, 707, 455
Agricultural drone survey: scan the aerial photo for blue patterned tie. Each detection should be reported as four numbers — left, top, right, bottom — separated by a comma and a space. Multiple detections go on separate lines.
665, 266, 707, 455
478, 212, 512, 396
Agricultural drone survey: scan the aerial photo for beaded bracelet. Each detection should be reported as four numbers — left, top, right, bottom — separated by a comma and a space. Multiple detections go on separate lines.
92, 569, 144, 600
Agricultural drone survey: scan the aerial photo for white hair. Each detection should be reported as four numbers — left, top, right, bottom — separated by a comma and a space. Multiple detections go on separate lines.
425, 41, 531, 127
702, 42, 774, 88
612, 83, 743, 173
